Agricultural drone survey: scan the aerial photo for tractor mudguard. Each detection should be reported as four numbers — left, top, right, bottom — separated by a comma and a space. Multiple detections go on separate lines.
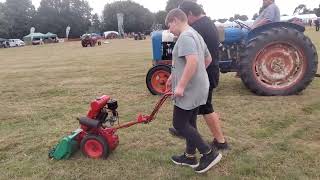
49, 128, 83, 160
248, 22, 305, 40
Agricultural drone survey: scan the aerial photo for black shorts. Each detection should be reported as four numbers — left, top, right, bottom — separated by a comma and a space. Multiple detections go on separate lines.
198, 88, 214, 115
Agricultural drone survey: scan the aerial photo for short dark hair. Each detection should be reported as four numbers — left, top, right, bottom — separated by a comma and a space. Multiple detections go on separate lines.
179, 1, 204, 17
165, 8, 188, 26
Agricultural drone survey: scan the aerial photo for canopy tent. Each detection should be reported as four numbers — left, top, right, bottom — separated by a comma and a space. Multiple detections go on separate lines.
23, 33, 46, 45
23, 32, 46, 39
44, 32, 58, 43
23, 32, 58, 45
45, 32, 57, 38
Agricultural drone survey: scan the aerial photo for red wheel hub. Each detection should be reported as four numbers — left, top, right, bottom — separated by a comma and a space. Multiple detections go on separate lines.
253, 42, 307, 90
84, 139, 103, 158
151, 70, 170, 94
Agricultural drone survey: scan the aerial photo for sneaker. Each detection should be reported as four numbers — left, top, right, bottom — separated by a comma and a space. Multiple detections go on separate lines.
168, 128, 185, 139
211, 139, 230, 151
194, 150, 222, 173
171, 153, 199, 168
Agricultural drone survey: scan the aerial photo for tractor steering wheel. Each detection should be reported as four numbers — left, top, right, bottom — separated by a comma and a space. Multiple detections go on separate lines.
235, 20, 252, 31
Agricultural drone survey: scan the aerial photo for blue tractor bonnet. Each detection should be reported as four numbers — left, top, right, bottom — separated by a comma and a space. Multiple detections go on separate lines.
223, 28, 248, 44
151, 31, 163, 61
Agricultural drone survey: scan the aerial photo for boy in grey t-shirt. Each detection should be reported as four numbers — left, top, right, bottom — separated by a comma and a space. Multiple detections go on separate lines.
165, 8, 222, 174
171, 27, 210, 110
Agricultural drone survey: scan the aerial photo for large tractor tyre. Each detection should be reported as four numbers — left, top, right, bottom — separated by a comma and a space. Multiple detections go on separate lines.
80, 135, 110, 159
146, 65, 171, 95
82, 42, 87, 47
240, 27, 318, 96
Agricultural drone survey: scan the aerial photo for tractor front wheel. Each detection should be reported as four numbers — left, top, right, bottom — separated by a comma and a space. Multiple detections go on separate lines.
240, 28, 318, 95
146, 65, 171, 95
80, 135, 109, 159
81, 42, 87, 47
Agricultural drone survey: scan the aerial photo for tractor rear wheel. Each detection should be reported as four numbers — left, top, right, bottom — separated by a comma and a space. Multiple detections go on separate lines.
80, 135, 109, 159
240, 28, 318, 95
146, 65, 171, 95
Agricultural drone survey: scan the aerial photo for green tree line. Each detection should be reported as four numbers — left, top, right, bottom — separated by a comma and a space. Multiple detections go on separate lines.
1, 0, 319, 39
0, 0, 179, 39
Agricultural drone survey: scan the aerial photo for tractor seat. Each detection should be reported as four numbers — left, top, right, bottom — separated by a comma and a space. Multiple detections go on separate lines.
78, 117, 101, 129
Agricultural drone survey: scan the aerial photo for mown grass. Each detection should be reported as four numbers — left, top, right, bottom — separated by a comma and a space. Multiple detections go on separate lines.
0, 29, 319, 180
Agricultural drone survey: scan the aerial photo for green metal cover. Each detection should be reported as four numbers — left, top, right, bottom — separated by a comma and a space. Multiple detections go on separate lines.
49, 129, 82, 160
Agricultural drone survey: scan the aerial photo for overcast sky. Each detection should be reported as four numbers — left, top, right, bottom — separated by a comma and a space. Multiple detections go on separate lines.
1, 0, 319, 19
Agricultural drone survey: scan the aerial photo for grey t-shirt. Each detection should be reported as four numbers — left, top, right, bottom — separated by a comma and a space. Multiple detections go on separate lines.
171, 27, 210, 110
255, 3, 280, 24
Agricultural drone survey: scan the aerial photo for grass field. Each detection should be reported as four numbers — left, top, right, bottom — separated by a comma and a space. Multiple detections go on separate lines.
0, 29, 320, 180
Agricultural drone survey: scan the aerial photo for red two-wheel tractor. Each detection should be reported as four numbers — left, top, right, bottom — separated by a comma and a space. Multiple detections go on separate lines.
76, 93, 172, 159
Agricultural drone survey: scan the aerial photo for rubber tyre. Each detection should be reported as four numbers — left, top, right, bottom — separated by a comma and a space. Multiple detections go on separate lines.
240, 27, 318, 96
146, 65, 171, 95
80, 135, 109, 159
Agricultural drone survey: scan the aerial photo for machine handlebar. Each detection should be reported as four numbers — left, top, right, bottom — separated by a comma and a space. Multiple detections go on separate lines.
114, 92, 173, 130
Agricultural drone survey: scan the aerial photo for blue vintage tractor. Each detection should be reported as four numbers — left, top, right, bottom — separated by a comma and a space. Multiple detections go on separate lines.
146, 21, 318, 96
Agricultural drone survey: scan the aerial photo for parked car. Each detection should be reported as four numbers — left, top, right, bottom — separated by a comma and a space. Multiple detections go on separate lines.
32, 38, 43, 45
0, 38, 9, 48
8, 39, 25, 47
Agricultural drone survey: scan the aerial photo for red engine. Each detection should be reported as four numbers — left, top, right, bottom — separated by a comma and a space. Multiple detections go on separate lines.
77, 95, 120, 159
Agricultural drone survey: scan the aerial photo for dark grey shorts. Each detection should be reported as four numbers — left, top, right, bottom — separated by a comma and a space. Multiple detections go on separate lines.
198, 88, 214, 115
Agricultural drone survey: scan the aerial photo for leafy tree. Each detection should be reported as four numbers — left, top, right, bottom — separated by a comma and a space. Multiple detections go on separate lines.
33, 0, 65, 36
35, 0, 92, 38
239, 15, 248, 21
3, 0, 35, 38
234, 14, 241, 20
293, 4, 314, 15
217, 19, 228, 23
154, 11, 167, 26
232, 14, 248, 21
0, 2, 9, 38
314, 5, 320, 17
102, 1, 154, 33
229, 17, 235, 22
165, 0, 185, 12
294, 4, 306, 15
90, 13, 101, 33
313, 8, 319, 17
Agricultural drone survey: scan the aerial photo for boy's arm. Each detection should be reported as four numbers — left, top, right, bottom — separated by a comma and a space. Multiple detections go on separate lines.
205, 54, 212, 68
204, 46, 212, 68
175, 54, 198, 97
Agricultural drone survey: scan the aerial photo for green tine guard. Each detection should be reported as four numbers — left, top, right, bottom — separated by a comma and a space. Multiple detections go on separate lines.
49, 129, 83, 160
